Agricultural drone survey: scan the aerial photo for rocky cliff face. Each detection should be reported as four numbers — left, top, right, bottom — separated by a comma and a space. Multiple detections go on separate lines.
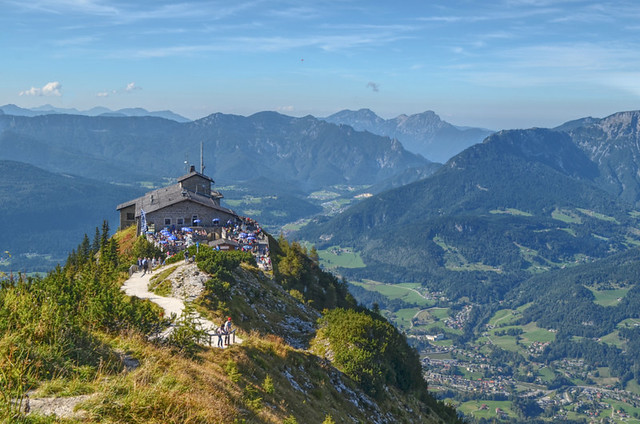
561, 110, 640, 205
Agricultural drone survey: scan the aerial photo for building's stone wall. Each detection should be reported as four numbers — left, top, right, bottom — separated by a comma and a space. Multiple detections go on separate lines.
145, 200, 235, 229
119, 204, 136, 230
180, 175, 211, 196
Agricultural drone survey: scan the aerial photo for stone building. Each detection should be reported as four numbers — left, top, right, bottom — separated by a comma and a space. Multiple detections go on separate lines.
116, 166, 237, 234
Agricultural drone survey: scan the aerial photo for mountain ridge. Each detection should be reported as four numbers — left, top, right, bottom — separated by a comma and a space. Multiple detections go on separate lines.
323, 108, 494, 163
0, 103, 191, 122
0, 111, 435, 191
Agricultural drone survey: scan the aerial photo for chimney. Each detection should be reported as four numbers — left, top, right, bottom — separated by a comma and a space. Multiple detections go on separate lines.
189, 165, 196, 173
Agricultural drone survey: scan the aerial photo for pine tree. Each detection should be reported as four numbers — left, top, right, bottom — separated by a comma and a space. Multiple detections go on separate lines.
92, 226, 101, 254
100, 220, 110, 250
79, 234, 91, 264
309, 246, 320, 265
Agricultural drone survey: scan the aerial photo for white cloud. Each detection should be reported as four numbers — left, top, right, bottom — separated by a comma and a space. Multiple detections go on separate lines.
125, 82, 141, 92
97, 91, 109, 97
277, 105, 294, 112
19, 81, 62, 96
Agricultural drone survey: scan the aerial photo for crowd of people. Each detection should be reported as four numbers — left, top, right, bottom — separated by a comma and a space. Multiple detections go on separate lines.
134, 216, 272, 348
137, 256, 163, 275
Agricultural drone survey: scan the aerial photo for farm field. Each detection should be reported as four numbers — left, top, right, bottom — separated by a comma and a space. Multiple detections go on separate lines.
317, 245, 366, 269
350, 279, 433, 307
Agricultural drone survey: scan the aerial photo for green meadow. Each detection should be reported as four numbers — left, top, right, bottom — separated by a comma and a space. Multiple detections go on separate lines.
318, 245, 366, 269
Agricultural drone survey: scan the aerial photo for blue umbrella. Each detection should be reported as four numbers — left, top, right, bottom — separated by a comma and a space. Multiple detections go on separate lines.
194, 219, 201, 224
182, 227, 193, 232
169, 235, 178, 241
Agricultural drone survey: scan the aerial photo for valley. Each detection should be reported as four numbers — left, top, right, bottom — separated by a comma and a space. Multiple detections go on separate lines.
4, 108, 640, 422
335, 267, 640, 423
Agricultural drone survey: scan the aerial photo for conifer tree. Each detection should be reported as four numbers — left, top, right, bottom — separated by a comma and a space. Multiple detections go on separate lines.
92, 226, 101, 254
79, 234, 91, 264
309, 246, 320, 265
100, 220, 110, 250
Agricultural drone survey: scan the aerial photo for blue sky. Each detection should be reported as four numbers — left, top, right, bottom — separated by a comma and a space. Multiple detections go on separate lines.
1, 0, 639, 129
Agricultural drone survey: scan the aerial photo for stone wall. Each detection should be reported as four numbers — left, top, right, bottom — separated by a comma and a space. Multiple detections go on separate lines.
146, 200, 235, 229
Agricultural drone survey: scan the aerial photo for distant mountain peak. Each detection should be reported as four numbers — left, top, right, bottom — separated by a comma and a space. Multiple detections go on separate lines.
322, 109, 493, 163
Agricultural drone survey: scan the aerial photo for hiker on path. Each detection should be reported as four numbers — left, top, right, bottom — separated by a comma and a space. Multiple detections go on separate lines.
142, 257, 149, 276
216, 324, 224, 348
224, 317, 233, 345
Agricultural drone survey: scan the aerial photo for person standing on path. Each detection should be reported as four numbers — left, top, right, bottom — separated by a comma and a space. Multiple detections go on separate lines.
224, 317, 232, 345
216, 324, 224, 348
142, 257, 148, 276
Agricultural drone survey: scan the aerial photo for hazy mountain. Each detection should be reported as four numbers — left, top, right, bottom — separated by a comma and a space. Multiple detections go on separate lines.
323, 108, 493, 163
300, 127, 640, 300
0, 160, 144, 272
0, 111, 435, 192
0, 104, 41, 117
0, 104, 191, 122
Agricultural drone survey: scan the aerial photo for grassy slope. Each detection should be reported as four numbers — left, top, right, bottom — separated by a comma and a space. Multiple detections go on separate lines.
5, 229, 459, 424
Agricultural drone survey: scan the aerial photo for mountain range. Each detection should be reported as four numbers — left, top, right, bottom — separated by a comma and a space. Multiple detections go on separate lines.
0, 111, 435, 192
0, 103, 191, 122
4, 104, 640, 420
291, 111, 640, 422
300, 123, 640, 297
323, 108, 493, 163
0, 160, 144, 271
0, 110, 438, 272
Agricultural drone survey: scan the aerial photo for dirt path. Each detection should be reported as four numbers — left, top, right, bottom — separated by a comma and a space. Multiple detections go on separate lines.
25, 263, 242, 419
121, 263, 242, 345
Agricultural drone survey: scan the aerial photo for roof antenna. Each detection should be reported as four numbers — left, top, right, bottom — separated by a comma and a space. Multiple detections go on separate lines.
200, 141, 205, 174
184, 153, 189, 172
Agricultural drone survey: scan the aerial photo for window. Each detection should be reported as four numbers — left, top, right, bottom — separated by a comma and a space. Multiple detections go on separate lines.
177, 218, 184, 225
192, 215, 198, 225
164, 218, 171, 225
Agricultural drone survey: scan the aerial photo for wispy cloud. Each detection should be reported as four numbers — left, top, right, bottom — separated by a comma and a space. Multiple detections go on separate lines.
131, 30, 411, 58
5, 0, 264, 24
125, 82, 141, 92
417, 6, 559, 24
19, 81, 62, 96
453, 41, 640, 93
52, 35, 96, 46
6, 0, 118, 16
95, 82, 140, 97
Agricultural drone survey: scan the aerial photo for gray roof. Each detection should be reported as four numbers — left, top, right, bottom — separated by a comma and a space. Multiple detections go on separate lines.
116, 182, 236, 218
177, 170, 214, 183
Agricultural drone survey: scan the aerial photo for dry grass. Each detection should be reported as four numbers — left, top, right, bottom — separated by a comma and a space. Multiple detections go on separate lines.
114, 225, 138, 260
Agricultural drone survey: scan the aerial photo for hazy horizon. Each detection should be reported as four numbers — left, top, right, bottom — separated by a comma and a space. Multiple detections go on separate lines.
2, 0, 639, 130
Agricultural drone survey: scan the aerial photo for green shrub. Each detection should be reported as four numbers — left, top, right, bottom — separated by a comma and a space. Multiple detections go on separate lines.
262, 375, 274, 394
315, 308, 425, 398
272, 237, 356, 311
